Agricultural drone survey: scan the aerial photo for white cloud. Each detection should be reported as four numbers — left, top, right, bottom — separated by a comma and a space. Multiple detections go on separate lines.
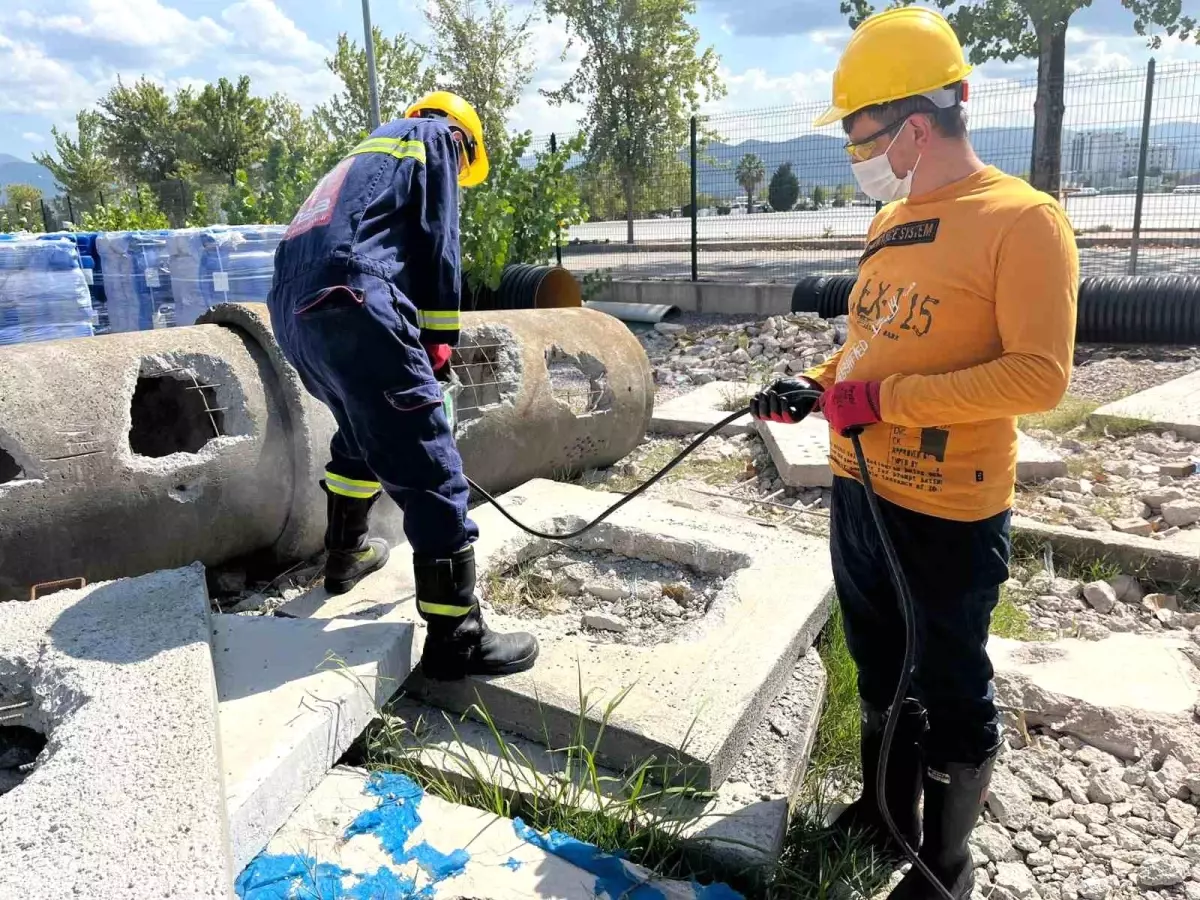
221, 0, 329, 65
0, 35, 99, 116
22, 132, 43, 142
14, 0, 229, 66
507, 16, 586, 136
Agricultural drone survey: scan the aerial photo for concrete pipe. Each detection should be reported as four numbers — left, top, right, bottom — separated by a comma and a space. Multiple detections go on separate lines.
0, 324, 292, 601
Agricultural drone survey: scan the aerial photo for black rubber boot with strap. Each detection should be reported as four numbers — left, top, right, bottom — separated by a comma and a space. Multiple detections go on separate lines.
833, 698, 926, 860
415, 545, 539, 681
321, 480, 390, 595
886, 750, 999, 900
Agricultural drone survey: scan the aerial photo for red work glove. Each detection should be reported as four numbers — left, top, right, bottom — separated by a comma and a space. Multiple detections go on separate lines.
819, 380, 882, 436
423, 342, 452, 380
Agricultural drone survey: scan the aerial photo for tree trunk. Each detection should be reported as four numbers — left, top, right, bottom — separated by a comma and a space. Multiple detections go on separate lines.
623, 176, 635, 245
1030, 23, 1067, 196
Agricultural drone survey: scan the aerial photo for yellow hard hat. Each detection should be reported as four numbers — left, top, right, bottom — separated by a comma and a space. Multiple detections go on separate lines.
813, 7, 973, 128
405, 91, 490, 188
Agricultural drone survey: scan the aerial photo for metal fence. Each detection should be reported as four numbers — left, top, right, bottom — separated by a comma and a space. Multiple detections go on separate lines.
553, 60, 1200, 284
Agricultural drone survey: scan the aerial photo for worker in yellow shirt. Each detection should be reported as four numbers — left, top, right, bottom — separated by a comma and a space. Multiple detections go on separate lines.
751, 9, 1078, 899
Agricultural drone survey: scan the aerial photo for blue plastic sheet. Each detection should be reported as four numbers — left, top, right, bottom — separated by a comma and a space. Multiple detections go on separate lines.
167, 226, 284, 326
0, 236, 95, 345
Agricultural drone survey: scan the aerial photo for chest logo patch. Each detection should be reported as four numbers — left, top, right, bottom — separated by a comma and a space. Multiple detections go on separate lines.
860, 217, 940, 265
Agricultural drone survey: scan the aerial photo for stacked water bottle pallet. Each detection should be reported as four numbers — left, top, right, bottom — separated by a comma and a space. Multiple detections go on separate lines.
0, 225, 285, 345
0, 236, 94, 346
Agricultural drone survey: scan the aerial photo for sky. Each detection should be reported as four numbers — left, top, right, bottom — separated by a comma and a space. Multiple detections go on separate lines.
1, 0, 1199, 161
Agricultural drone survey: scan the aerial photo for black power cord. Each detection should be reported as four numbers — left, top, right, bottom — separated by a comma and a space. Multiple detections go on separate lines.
464, 389, 956, 900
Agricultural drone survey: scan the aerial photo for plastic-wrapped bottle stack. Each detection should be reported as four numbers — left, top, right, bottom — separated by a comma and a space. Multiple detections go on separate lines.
0, 236, 95, 346
96, 230, 175, 333
167, 225, 285, 326
39, 231, 107, 333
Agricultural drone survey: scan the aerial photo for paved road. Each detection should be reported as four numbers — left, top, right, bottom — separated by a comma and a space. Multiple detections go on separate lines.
563, 245, 1200, 282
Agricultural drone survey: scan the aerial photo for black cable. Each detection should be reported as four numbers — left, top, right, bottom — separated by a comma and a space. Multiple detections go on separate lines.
463, 386, 954, 899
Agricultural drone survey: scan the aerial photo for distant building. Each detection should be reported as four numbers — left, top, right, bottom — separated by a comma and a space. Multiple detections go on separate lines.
1068, 131, 1178, 187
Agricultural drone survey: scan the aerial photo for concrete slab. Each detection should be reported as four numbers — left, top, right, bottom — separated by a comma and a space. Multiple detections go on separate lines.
758, 418, 1067, 488
0, 564, 233, 900
989, 633, 1200, 760
279, 478, 833, 791
650, 381, 759, 436
239, 765, 743, 899
354, 649, 825, 874
1091, 369, 1200, 440
1012, 516, 1200, 585
214, 612, 417, 873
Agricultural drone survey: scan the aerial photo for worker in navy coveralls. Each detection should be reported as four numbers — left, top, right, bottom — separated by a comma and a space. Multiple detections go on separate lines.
267, 91, 538, 681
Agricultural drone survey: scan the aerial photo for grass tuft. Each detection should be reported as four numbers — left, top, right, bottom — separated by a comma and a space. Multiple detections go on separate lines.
1019, 394, 1156, 441
990, 587, 1037, 641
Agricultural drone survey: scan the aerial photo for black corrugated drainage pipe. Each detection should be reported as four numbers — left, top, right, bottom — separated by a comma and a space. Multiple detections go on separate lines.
467, 264, 583, 312
792, 274, 1200, 345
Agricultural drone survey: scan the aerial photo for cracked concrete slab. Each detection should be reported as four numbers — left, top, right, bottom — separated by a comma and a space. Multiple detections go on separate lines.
0, 565, 232, 900
650, 381, 759, 436
279, 478, 833, 791
214, 612, 416, 873
240, 765, 741, 899
758, 417, 1067, 488
380, 649, 826, 873
1091, 369, 1200, 440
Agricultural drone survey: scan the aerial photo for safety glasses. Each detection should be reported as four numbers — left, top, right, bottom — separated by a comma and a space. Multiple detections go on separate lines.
843, 116, 910, 163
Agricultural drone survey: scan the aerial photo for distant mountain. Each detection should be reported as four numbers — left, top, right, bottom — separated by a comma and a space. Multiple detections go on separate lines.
0, 154, 59, 200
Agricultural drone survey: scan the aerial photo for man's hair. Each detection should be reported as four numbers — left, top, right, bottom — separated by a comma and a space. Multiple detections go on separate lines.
842, 84, 967, 139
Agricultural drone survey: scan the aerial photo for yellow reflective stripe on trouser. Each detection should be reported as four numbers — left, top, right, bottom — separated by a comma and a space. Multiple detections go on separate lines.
417, 309, 460, 332
324, 469, 381, 500
347, 137, 427, 165
418, 600, 475, 618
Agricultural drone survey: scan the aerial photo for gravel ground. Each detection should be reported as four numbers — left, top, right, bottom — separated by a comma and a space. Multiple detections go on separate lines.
1069, 346, 1200, 404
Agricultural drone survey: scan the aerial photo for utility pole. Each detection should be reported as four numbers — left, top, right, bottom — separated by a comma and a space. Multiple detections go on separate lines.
362, 0, 381, 131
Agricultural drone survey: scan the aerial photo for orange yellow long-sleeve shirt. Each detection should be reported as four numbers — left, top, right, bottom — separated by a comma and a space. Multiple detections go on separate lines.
805, 166, 1079, 521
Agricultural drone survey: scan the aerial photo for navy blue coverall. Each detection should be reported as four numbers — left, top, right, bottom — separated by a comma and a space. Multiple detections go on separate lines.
267, 118, 478, 561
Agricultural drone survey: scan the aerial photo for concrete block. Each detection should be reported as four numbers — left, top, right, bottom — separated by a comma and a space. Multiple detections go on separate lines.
1012, 515, 1200, 586
240, 765, 741, 899
0, 565, 233, 900
759, 419, 1066, 488
758, 284, 794, 317
372, 649, 826, 874
1091, 369, 1200, 441
989, 633, 1200, 761
650, 381, 759, 436
698, 283, 759, 316
280, 478, 833, 791
214, 613, 417, 873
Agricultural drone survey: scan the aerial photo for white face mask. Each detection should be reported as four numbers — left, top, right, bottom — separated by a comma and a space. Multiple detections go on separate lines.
851, 121, 920, 203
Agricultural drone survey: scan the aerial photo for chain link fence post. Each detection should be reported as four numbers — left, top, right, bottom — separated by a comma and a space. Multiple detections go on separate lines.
1129, 58, 1156, 276
550, 132, 563, 267
690, 115, 698, 282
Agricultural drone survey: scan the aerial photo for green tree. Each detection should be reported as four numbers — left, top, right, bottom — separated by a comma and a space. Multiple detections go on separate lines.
543, 0, 724, 244
736, 153, 765, 212
840, 1, 1198, 195
425, 0, 538, 141
811, 184, 828, 207
833, 183, 856, 207
315, 28, 435, 151
768, 162, 801, 213
1, 184, 44, 232
33, 111, 114, 211
80, 185, 169, 231
189, 76, 269, 184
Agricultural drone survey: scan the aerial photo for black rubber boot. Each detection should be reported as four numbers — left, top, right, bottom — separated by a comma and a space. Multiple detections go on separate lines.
321, 481, 390, 595
415, 545, 539, 681
886, 751, 999, 900
833, 699, 926, 860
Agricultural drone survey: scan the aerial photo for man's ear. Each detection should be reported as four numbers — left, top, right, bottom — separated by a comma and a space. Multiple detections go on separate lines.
909, 113, 936, 149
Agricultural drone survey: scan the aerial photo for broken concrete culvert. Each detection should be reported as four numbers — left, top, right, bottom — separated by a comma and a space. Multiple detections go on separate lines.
0, 303, 653, 601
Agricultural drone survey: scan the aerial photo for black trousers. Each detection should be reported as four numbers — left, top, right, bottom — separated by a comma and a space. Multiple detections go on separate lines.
829, 476, 1009, 765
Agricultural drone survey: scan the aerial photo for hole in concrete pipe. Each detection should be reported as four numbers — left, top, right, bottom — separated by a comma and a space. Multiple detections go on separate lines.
546, 347, 613, 416
0, 447, 22, 484
128, 372, 225, 458
451, 330, 522, 424
0, 724, 47, 796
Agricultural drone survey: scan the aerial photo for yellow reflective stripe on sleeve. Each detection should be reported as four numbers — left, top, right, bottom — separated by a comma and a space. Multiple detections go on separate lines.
324, 470, 381, 500
347, 137, 427, 165
416, 309, 461, 331
418, 600, 476, 618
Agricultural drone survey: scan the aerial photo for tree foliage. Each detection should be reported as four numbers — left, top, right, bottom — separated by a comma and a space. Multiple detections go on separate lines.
80, 185, 169, 231
840, 1, 1198, 193
33, 111, 113, 209
543, 0, 724, 243
314, 28, 434, 151
1, 184, 43, 232
768, 162, 801, 212
736, 153, 765, 210
188, 76, 269, 182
